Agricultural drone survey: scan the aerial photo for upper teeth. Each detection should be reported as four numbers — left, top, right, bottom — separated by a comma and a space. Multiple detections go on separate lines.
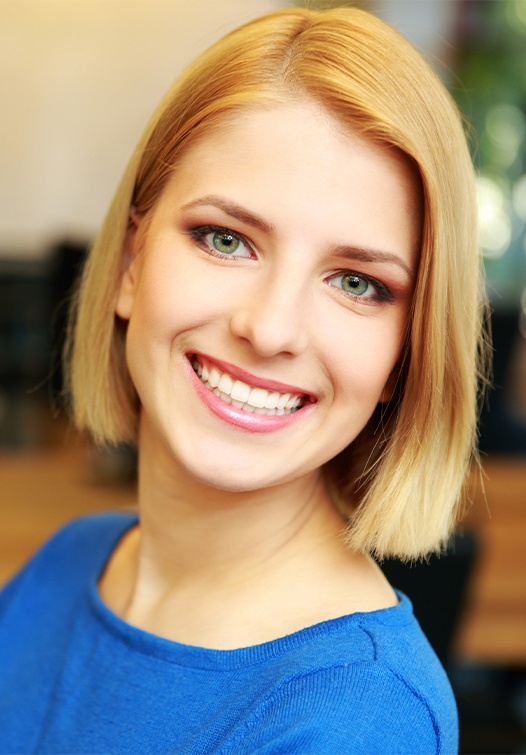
192, 357, 303, 415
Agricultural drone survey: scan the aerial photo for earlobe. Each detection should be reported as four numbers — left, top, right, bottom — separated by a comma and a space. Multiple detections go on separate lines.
115, 209, 141, 320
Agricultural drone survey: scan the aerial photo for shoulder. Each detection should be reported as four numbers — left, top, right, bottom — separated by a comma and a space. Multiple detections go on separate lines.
223, 662, 456, 754
12, 511, 136, 575
220, 597, 458, 754
0, 512, 137, 613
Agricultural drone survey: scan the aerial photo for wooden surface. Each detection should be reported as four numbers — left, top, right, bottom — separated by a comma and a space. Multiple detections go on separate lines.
454, 457, 526, 664
1, 413, 526, 665
0, 416, 136, 585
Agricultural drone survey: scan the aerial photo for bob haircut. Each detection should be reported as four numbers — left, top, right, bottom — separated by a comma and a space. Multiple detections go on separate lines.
66, 7, 488, 560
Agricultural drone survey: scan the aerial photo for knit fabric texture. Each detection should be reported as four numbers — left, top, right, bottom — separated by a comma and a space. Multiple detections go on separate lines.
0, 513, 458, 754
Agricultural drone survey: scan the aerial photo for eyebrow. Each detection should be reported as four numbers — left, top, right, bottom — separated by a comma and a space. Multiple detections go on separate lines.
330, 245, 415, 280
180, 195, 274, 234
181, 194, 414, 280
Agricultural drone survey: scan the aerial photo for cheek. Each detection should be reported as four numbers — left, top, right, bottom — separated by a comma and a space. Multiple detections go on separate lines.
128, 259, 194, 334
147, 240, 247, 320
121, 265, 183, 390
125, 258, 236, 360
324, 316, 405, 403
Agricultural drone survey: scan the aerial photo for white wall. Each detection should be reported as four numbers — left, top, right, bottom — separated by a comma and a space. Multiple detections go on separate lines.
0, 0, 455, 259
0, 0, 286, 258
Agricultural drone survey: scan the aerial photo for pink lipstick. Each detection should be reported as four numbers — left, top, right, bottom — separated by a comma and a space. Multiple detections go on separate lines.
185, 353, 316, 433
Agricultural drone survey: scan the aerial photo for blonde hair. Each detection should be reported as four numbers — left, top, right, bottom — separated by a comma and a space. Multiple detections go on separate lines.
67, 7, 488, 559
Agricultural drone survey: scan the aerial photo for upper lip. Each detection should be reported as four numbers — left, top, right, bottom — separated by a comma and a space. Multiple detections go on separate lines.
189, 352, 316, 400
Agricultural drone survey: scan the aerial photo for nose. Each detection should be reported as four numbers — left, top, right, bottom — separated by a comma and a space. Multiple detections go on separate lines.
229, 267, 309, 358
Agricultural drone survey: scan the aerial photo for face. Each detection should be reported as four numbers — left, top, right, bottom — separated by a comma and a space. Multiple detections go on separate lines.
116, 101, 420, 493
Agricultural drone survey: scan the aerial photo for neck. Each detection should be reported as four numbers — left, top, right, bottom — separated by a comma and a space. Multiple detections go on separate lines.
135, 428, 343, 587
100, 414, 400, 648
99, 416, 395, 649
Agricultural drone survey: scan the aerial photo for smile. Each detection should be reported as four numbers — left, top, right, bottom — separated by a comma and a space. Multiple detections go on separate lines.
191, 356, 305, 416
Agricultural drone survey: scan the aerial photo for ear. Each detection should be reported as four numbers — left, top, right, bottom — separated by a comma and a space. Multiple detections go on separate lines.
115, 209, 142, 320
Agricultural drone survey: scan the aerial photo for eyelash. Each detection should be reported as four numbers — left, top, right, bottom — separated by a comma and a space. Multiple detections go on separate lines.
188, 224, 394, 304
188, 225, 254, 260
326, 271, 394, 304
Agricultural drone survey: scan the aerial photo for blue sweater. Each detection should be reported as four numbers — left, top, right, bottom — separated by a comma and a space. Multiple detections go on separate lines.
0, 513, 458, 754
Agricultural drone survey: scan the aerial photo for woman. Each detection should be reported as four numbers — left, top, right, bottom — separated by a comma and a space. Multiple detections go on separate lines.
0, 7, 486, 753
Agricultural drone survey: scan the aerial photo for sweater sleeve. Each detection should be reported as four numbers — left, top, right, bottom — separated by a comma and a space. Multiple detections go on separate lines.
220, 662, 455, 755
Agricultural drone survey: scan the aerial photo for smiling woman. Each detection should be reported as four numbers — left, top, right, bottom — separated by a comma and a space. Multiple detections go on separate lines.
0, 6, 487, 755
113, 103, 418, 494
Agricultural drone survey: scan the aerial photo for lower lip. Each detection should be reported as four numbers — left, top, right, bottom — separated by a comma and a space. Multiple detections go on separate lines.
185, 359, 313, 434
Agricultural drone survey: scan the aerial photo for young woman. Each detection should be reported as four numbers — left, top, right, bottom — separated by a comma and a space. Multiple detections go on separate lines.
0, 7, 486, 754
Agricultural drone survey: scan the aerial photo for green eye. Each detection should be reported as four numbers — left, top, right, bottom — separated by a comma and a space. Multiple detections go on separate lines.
326, 271, 393, 304
190, 225, 253, 259
340, 274, 369, 296
212, 232, 240, 254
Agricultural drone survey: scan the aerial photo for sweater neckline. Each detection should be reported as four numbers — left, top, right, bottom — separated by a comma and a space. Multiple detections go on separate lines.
87, 512, 413, 671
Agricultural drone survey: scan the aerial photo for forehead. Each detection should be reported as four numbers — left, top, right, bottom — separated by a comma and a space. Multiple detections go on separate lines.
155, 101, 421, 263
175, 99, 417, 182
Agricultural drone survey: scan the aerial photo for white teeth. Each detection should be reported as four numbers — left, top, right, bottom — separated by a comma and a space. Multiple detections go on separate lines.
247, 387, 267, 409
231, 380, 251, 403
277, 393, 291, 410
264, 391, 281, 410
192, 357, 305, 416
208, 367, 221, 389
218, 373, 234, 394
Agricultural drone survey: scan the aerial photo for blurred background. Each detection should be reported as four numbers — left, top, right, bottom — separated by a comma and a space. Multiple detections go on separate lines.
0, 1, 525, 752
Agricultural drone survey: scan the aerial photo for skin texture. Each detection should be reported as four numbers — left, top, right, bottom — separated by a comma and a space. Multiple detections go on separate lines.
103, 100, 420, 649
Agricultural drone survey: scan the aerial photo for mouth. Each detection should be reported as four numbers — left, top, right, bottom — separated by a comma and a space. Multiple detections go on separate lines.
190, 354, 308, 416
